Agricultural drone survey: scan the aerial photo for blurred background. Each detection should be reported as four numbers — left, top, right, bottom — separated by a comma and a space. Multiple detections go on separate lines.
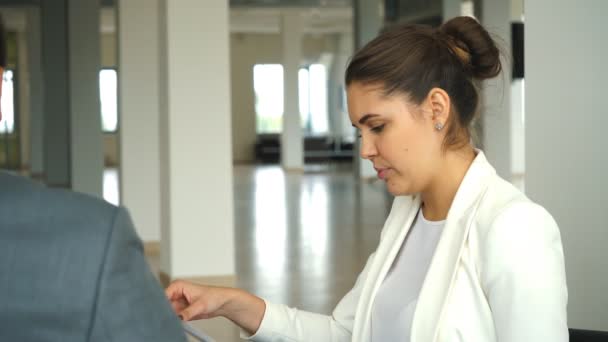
0, 0, 605, 340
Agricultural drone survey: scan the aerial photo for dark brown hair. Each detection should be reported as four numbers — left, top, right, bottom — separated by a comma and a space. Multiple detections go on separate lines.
345, 16, 501, 149
0, 16, 6, 68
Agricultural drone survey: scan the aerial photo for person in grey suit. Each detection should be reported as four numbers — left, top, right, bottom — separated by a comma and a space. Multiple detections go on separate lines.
0, 17, 186, 341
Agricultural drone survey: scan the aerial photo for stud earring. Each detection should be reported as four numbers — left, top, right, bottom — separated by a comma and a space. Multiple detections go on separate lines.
435, 122, 444, 131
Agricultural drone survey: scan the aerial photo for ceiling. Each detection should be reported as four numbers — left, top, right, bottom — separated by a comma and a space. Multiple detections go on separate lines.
230, 0, 351, 7
0, 0, 351, 7
230, 7, 352, 34
0, 5, 353, 35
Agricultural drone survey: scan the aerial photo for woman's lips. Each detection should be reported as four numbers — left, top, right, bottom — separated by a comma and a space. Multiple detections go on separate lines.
375, 168, 391, 180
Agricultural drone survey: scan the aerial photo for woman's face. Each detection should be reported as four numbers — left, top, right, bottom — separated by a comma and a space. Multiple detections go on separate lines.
347, 82, 444, 196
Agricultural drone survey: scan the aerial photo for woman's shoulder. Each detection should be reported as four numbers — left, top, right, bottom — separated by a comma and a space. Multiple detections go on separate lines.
470, 176, 566, 298
473, 174, 559, 243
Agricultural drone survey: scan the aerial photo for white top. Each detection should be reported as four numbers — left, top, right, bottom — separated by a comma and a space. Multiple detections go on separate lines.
371, 208, 445, 342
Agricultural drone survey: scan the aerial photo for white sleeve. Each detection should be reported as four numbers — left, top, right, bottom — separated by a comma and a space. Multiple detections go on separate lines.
242, 251, 377, 342
480, 202, 569, 341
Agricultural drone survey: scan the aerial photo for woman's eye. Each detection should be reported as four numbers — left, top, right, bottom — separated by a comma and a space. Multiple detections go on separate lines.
356, 125, 384, 138
371, 124, 385, 133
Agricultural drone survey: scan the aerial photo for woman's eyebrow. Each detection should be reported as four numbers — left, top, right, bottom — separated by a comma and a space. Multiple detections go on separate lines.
352, 114, 381, 127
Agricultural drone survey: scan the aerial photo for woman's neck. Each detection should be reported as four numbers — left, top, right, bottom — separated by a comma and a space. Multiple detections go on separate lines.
421, 147, 476, 221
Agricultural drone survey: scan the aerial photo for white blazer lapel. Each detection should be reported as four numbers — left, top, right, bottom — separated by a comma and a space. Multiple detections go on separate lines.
411, 151, 496, 342
352, 195, 421, 341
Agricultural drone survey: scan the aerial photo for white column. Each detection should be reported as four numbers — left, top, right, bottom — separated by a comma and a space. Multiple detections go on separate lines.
353, 0, 382, 50
480, 0, 511, 180
68, 0, 103, 196
158, 0, 235, 278
328, 37, 341, 142
117, 0, 162, 243
324, 51, 339, 142
353, 0, 381, 179
41, 0, 71, 188
41, 0, 103, 196
331, 32, 355, 145
16, 31, 30, 170
281, 10, 304, 171
26, 7, 44, 178
526, 0, 608, 331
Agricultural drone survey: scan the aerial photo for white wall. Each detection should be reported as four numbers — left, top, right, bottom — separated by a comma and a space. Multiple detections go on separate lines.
510, 0, 523, 21
525, 0, 608, 331
230, 33, 283, 163
101, 32, 116, 67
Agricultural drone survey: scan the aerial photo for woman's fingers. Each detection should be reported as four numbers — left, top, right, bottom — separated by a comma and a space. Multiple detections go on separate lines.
170, 297, 189, 315
179, 298, 209, 321
165, 280, 187, 301
165, 280, 198, 318
164, 281, 226, 321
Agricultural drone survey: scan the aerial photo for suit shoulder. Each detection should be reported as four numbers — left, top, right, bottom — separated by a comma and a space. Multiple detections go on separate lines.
0, 172, 120, 233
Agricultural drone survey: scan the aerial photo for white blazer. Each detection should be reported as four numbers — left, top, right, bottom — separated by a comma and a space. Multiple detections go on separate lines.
249, 151, 568, 342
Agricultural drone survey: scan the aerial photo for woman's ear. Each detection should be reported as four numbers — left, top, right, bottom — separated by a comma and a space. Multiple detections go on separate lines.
426, 87, 452, 132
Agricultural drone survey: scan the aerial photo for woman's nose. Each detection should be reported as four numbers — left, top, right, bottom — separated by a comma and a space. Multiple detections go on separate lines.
359, 136, 377, 160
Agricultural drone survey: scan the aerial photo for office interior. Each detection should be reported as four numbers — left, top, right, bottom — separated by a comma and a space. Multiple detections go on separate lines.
0, 0, 606, 340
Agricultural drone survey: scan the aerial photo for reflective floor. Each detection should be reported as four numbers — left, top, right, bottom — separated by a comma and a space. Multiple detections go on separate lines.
232, 164, 390, 314
105, 163, 391, 341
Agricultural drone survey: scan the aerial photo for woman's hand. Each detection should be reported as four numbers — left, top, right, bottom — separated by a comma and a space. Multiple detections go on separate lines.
165, 280, 266, 335
165, 281, 231, 321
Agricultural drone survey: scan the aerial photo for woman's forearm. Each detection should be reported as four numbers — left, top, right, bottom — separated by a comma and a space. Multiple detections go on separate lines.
218, 288, 266, 335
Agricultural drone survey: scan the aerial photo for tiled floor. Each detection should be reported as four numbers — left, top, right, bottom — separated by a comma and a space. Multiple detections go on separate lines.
135, 163, 391, 341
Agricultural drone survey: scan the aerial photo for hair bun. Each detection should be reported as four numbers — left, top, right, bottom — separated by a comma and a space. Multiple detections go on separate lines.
439, 16, 501, 80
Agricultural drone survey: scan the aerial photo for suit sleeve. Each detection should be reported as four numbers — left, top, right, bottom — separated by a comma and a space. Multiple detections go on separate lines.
480, 202, 569, 342
88, 207, 187, 342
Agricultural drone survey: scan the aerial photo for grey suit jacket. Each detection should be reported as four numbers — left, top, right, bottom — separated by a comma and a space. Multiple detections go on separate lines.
0, 172, 187, 341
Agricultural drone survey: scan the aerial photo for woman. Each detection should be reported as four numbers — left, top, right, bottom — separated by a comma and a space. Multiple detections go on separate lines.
166, 16, 568, 341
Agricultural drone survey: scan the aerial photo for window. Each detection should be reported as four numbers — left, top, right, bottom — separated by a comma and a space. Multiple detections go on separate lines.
299, 64, 328, 136
253, 64, 284, 134
253, 63, 329, 136
100, 69, 118, 133
1, 70, 15, 134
